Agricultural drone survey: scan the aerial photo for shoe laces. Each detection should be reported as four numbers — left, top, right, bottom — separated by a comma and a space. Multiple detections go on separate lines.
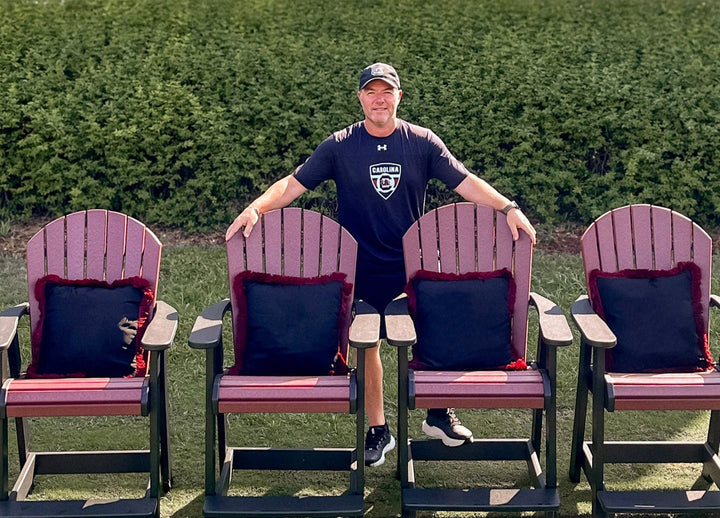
446, 408, 461, 426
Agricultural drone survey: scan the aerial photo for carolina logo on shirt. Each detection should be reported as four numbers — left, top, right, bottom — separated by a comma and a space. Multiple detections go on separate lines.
370, 163, 401, 200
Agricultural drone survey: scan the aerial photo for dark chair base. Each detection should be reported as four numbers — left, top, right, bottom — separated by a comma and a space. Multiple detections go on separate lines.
204, 495, 364, 517
0, 498, 157, 517
599, 490, 720, 514
403, 487, 559, 512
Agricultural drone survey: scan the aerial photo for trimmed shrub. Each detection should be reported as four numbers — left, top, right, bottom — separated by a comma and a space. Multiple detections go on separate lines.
1, 0, 718, 230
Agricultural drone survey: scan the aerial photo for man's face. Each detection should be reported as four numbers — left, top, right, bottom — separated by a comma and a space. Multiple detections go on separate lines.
357, 80, 402, 131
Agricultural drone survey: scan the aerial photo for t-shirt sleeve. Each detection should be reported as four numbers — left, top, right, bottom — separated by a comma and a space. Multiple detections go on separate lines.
426, 130, 470, 189
292, 136, 336, 190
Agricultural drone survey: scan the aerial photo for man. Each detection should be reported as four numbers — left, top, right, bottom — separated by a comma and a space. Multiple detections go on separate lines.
226, 62, 537, 467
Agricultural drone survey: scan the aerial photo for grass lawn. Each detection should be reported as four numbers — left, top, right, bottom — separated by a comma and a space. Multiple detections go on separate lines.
1, 245, 719, 517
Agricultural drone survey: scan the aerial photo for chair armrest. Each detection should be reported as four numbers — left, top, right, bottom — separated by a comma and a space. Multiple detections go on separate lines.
384, 295, 416, 348
0, 303, 29, 351
188, 299, 231, 350
530, 292, 573, 347
712, 294, 720, 309
571, 295, 617, 349
142, 300, 179, 351
349, 300, 380, 349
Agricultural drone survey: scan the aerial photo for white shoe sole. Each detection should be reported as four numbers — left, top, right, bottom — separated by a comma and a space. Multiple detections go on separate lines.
366, 434, 396, 467
422, 420, 469, 447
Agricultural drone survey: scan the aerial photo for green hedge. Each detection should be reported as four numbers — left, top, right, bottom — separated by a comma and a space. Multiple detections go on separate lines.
1, 0, 719, 230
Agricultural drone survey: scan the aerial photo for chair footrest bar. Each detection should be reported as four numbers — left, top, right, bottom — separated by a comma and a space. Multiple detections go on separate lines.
598, 490, 720, 513
402, 488, 559, 512
203, 495, 364, 517
0, 498, 157, 517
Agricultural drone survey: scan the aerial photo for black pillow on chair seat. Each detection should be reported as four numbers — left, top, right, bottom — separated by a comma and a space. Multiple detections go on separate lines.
229, 271, 353, 376
404, 269, 524, 371
28, 275, 154, 378
589, 262, 711, 373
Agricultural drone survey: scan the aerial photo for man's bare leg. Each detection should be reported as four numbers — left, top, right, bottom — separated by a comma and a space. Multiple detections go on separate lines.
365, 340, 385, 426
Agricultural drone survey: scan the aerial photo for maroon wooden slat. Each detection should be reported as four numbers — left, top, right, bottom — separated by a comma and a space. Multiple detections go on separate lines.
631, 205, 653, 269
44, 218, 66, 277
476, 205, 495, 271
105, 211, 127, 283
672, 212, 693, 263
580, 225, 601, 290
512, 234, 532, 358
320, 217, 340, 275
282, 208, 303, 277
263, 210, 283, 275
437, 205, 457, 273
456, 203, 477, 274
219, 400, 349, 413
651, 207, 673, 270
594, 212, 618, 272
418, 211, 439, 273
302, 211, 322, 277
85, 210, 108, 280
495, 213, 513, 270
693, 223, 712, 327
611, 206, 634, 270
402, 225, 422, 281
124, 217, 146, 278
65, 212, 86, 279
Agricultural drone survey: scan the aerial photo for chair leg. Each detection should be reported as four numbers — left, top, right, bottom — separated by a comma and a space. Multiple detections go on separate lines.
590, 349, 607, 518
1, 413, 8, 500
570, 342, 591, 483
159, 357, 173, 492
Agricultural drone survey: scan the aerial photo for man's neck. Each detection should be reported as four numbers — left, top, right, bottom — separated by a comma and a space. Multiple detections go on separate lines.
364, 118, 398, 138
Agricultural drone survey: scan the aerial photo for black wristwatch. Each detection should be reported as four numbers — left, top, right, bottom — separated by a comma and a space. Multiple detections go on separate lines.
501, 201, 520, 215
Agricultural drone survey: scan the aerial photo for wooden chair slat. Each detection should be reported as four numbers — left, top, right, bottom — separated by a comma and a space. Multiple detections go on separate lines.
124, 217, 146, 278
282, 208, 302, 277
651, 207, 673, 270
85, 210, 108, 280
219, 401, 350, 413
495, 213, 513, 270
580, 224, 601, 289
456, 203, 477, 274
105, 211, 127, 283
511, 234, 532, 358
419, 211, 439, 272
611, 206, 634, 270
320, 218, 340, 275
437, 205, 457, 273
672, 212, 693, 263
302, 211, 322, 277
65, 212, 86, 279
338, 229, 357, 285
476, 205, 495, 271
630, 205, 653, 269
263, 210, 283, 274
6, 403, 145, 418
594, 213, 618, 272
402, 225, 422, 280
44, 218, 66, 277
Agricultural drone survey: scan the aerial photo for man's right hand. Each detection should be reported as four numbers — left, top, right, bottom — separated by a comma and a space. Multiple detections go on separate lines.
225, 206, 260, 241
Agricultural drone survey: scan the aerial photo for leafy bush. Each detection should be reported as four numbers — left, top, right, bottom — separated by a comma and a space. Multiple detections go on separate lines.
1, 0, 718, 230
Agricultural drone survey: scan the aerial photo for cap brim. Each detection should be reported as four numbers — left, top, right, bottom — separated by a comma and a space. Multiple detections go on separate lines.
359, 77, 400, 90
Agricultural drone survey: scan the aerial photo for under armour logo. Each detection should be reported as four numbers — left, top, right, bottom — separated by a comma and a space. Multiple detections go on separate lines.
377, 144, 387, 151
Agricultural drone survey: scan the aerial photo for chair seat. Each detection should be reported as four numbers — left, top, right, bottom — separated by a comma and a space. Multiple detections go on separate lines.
1, 377, 149, 417
215, 375, 352, 413
605, 370, 720, 410
412, 370, 547, 409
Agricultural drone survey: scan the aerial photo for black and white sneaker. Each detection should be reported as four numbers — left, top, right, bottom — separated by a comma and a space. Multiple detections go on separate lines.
422, 408, 473, 447
364, 423, 396, 467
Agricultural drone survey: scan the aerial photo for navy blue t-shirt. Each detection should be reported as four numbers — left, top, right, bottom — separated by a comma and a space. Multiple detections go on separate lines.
293, 120, 469, 274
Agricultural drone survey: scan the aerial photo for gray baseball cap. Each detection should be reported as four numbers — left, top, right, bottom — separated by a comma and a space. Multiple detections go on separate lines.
359, 63, 401, 91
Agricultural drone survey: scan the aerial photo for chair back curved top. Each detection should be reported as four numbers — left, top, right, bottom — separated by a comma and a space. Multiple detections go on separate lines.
580, 203, 712, 332
402, 202, 533, 361
226, 207, 358, 359
25, 209, 162, 349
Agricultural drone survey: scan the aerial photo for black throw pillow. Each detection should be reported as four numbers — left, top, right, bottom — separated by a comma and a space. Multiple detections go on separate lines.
404, 269, 524, 371
589, 262, 711, 373
28, 275, 154, 378
229, 271, 353, 376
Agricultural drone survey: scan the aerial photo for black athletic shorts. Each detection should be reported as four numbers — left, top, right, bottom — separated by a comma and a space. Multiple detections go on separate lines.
354, 269, 407, 339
